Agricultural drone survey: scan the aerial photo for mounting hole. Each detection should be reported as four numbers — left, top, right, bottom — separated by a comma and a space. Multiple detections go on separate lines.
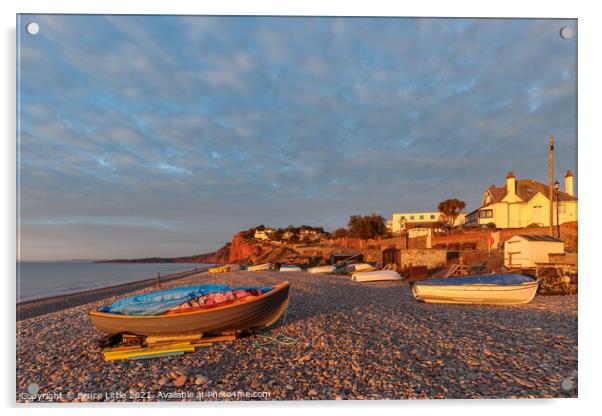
559, 26, 573, 39
26, 22, 40, 35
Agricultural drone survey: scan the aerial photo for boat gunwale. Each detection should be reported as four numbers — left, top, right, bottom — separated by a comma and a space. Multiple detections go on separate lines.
89, 281, 290, 320
413, 281, 538, 289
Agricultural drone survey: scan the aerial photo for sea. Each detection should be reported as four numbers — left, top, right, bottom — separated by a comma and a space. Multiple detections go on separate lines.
16, 262, 213, 302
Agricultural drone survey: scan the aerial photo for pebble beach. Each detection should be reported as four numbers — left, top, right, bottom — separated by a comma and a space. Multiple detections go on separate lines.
16, 270, 578, 402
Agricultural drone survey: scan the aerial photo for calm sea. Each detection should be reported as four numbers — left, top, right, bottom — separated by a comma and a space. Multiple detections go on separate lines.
17, 262, 212, 302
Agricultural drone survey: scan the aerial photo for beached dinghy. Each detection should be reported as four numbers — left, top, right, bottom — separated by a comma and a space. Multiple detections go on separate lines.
351, 270, 402, 282
89, 282, 290, 337
246, 263, 272, 272
279, 264, 301, 272
308, 265, 336, 274
345, 263, 375, 273
411, 274, 538, 305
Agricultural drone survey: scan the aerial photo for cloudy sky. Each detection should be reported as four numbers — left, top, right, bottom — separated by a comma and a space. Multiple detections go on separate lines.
17, 15, 577, 260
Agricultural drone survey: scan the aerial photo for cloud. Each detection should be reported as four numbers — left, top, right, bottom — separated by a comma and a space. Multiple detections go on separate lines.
17, 15, 577, 260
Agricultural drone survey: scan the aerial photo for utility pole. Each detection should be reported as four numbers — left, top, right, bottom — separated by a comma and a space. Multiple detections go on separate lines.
549, 135, 554, 236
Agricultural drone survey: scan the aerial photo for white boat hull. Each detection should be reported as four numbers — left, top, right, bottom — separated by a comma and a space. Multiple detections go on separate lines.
308, 265, 336, 274
412, 282, 538, 305
280, 266, 301, 272
346, 263, 375, 273
351, 270, 402, 282
247, 263, 272, 272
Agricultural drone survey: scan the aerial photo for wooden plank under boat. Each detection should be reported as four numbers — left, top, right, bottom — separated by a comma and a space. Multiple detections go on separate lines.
411, 274, 538, 305
89, 281, 290, 336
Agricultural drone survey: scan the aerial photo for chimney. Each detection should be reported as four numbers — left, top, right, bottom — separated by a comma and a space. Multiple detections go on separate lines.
564, 170, 574, 196
506, 171, 516, 199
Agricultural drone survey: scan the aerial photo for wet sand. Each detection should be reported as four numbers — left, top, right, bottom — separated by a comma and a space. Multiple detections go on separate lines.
16, 270, 578, 401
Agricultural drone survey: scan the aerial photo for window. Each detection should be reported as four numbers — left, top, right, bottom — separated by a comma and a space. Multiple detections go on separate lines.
419, 215, 424, 220
478, 209, 493, 218
430, 214, 436, 219
400, 216, 405, 220
558, 205, 566, 214
410, 215, 415, 220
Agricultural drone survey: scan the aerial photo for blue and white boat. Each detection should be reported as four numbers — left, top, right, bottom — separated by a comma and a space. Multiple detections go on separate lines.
279, 264, 302, 272
411, 274, 538, 305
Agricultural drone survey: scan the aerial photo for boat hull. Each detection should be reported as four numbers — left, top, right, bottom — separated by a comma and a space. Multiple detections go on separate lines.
308, 265, 336, 274
411, 282, 538, 305
246, 263, 272, 272
89, 282, 290, 336
351, 270, 402, 282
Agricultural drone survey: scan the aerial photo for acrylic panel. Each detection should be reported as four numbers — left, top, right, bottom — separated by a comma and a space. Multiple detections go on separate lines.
16, 14, 577, 402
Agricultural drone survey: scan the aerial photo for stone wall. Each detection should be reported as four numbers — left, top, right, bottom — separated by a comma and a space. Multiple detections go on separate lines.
398, 249, 448, 269
428, 222, 578, 252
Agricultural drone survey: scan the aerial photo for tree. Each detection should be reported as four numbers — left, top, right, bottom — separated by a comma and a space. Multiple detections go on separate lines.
347, 213, 387, 240
272, 228, 285, 241
332, 228, 349, 239
437, 198, 466, 228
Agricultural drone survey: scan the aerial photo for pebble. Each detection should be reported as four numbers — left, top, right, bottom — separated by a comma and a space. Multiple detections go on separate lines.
194, 375, 209, 385
174, 375, 187, 387
16, 270, 578, 401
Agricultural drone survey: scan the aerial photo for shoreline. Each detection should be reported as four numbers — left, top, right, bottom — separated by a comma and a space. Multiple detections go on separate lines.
17, 266, 211, 321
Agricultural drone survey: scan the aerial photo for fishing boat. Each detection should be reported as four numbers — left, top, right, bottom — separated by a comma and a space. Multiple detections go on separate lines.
351, 270, 402, 282
345, 263, 375, 273
209, 265, 230, 274
411, 274, 538, 305
279, 264, 302, 272
308, 265, 336, 274
89, 282, 290, 337
246, 263, 272, 272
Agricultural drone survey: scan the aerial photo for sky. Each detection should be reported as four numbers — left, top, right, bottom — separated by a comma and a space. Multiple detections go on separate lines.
17, 15, 577, 261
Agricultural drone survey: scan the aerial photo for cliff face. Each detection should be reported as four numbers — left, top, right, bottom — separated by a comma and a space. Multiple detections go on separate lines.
227, 234, 264, 263
173, 242, 232, 264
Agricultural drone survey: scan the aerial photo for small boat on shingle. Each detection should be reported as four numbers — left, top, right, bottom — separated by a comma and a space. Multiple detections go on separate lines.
89, 282, 290, 336
411, 274, 537, 305
308, 265, 336, 274
351, 270, 402, 282
279, 264, 302, 272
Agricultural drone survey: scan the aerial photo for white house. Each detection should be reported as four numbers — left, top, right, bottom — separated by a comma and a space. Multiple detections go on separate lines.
388, 211, 466, 233
504, 234, 565, 268
254, 228, 275, 240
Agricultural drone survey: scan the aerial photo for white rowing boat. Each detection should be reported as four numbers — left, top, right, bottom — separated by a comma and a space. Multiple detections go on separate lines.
345, 263, 375, 273
411, 274, 538, 305
246, 263, 272, 272
308, 265, 336, 274
280, 264, 302, 272
351, 270, 402, 282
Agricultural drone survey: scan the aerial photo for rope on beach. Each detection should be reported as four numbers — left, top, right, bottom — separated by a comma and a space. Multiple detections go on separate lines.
251, 305, 298, 348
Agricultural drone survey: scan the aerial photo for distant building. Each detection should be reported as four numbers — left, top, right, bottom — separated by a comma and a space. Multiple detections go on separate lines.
299, 228, 325, 241
254, 228, 275, 240
388, 212, 466, 233
504, 234, 565, 268
466, 171, 578, 228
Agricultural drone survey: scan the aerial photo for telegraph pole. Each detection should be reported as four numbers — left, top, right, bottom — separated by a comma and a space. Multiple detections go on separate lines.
549, 135, 554, 236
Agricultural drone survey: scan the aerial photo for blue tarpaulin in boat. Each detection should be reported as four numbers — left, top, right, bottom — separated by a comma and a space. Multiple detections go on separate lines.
416, 273, 535, 286
99, 284, 271, 316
